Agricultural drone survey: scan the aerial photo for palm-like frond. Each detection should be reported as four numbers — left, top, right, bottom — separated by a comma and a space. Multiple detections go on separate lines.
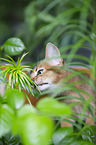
0, 54, 37, 95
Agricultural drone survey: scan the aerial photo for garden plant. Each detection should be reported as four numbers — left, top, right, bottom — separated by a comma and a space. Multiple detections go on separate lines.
0, 37, 95, 145
0, 0, 96, 145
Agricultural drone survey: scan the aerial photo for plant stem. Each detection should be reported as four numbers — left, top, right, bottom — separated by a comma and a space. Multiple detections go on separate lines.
22, 91, 36, 109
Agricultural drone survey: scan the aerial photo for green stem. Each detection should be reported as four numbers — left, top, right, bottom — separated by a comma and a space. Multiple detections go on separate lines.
22, 91, 37, 110
24, 93, 32, 106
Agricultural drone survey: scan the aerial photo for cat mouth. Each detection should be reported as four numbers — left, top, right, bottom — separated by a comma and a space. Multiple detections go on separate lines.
36, 83, 50, 91
31, 83, 49, 89
37, 83, 49, 86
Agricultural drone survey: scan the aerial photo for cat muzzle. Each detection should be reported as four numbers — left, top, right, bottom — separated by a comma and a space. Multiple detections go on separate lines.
37, 83, 49, 86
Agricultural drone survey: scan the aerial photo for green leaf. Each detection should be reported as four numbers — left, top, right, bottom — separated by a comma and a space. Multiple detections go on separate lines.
38, 12, 54, 22
0, 69, 7, 84
0, 133, 21, 145
81, 125, 95, 143
2, 37, 25, 56
12, 105, 37, 135
59, 138, 94, 145
18, 114, 54, 145
52, 127, 73, 145
19, 53, 28, 64
6, 55, 16, 66
55, 126, 95, 145
17, 104, 37, 118
0, 54, 35, 95
0, 105, 14, 137
36, 97, 72, 116
5, 89, 25, 109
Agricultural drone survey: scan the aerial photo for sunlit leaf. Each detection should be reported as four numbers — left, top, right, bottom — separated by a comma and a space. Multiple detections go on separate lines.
12, 105, 37, 135
18, 113, 54, 145
36, 97, 72, 116
52, 127, 73, 145
5, 89, 25, 109
2, 37, 25, 56
17, 105, 37, 118
0, 105, 14, 137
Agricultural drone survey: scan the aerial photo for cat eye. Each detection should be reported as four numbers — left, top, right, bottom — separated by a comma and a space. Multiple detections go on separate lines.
37, 69, 44, 76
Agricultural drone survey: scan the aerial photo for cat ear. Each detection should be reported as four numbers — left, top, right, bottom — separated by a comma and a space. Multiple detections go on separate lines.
45, 43, 64, 66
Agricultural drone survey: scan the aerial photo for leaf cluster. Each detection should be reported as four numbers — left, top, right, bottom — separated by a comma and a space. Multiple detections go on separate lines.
0, 88, 72, 145
0, 53, 35, 95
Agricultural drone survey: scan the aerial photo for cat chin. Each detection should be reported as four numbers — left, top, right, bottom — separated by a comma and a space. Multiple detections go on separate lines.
37, 83, 60, 92
37, 83, 50, 91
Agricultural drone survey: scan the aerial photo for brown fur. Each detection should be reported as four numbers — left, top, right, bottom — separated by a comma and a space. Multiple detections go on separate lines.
31, 43, 95, 126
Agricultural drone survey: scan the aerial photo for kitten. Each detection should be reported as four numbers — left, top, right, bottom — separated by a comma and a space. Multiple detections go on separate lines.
30, 43, 95, 126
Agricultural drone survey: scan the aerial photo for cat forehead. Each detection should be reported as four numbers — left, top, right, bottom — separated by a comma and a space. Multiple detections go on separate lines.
36, 61, 51, 70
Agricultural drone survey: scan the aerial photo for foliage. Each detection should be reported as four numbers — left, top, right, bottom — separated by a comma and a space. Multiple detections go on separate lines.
0, 86, 95, 144
0, 37, 26, 63
37, 97, 71, 116
0, 37, 36, 95
0, 87, 72, 145
0, 0, 96, 144
1, 0, 96, 62
0, 53, 35, 95
52, 126, 95, 145
22, 0, 96, 62
0, 37, 95, 145
0, 133, 22, 145
0, 39, 95, 145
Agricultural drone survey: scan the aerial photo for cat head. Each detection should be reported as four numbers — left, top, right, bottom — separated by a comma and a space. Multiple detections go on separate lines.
31, 43, 65, 91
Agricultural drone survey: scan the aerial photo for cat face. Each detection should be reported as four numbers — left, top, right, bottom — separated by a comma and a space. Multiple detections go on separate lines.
30, 43, 65, 91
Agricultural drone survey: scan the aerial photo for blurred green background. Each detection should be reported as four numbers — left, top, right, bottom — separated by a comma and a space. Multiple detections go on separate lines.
0, 0, 96, 63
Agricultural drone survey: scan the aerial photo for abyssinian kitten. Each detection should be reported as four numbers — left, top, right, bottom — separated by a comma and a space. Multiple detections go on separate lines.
30, 43, 95, 126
